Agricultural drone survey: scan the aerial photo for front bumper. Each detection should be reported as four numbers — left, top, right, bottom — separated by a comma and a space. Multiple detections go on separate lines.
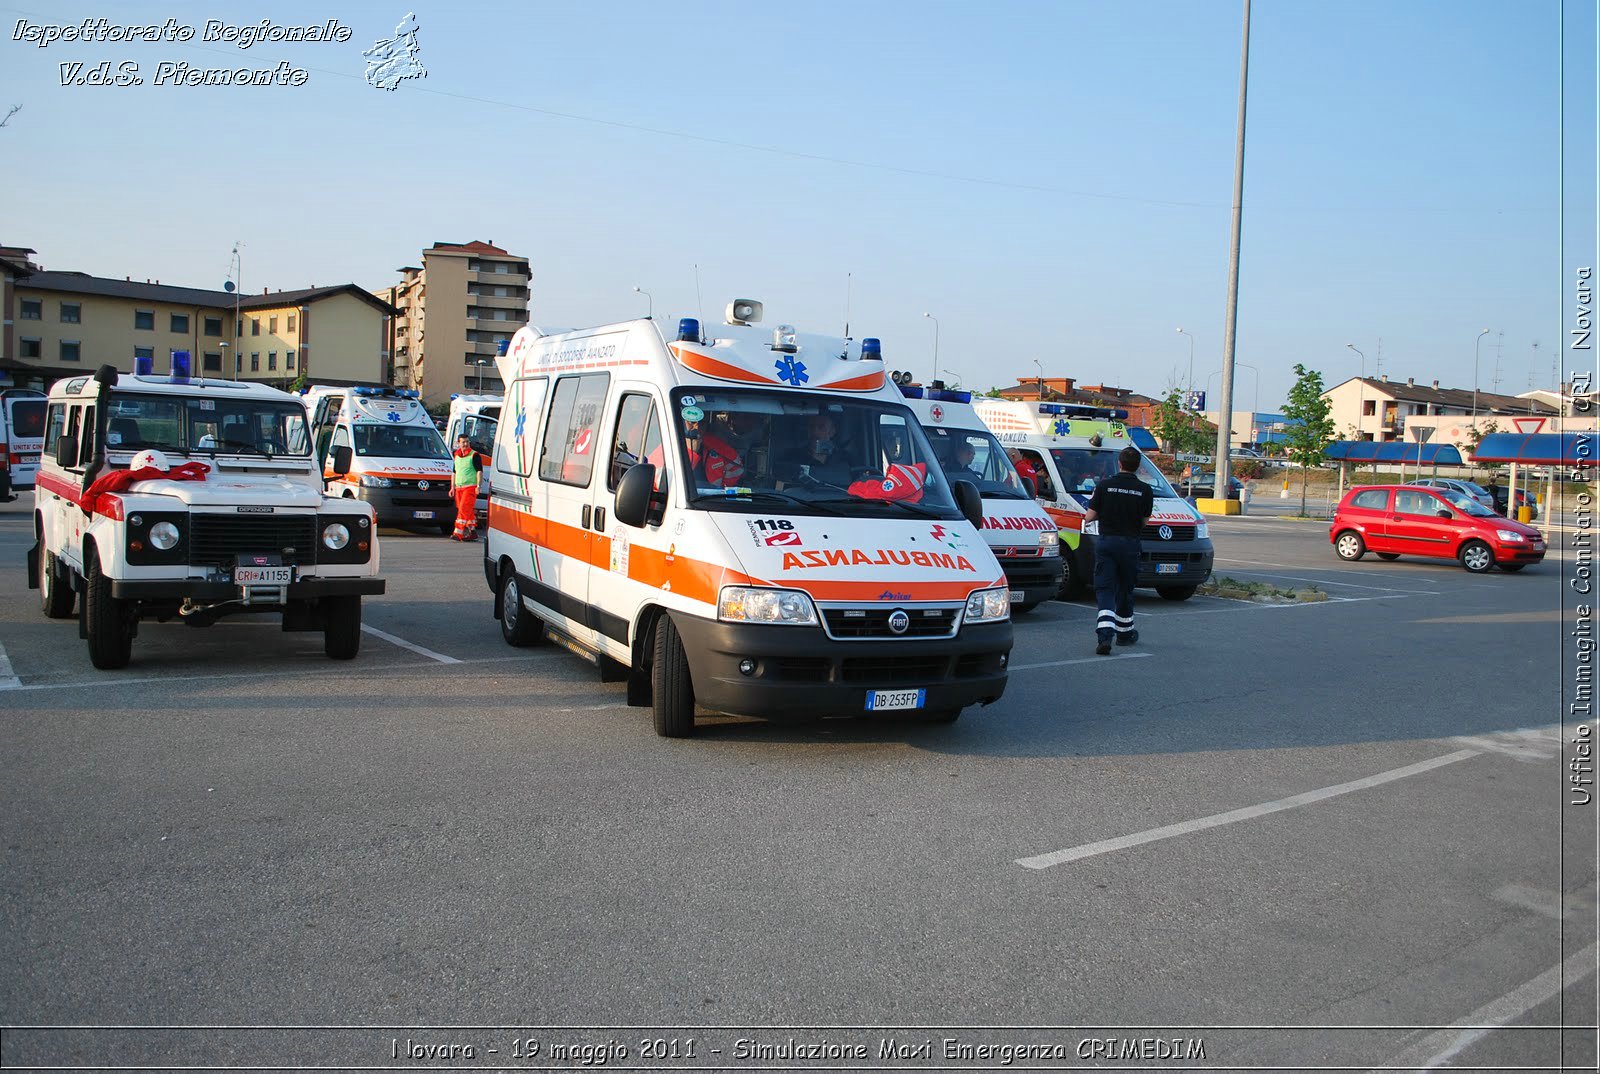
1082, 533, 1215, 588
671, 614, 1012, 719
997, 554, 1065, 606
354, 485, 452, 525
111, 575, 386, 601
1495, 544, 1546, 565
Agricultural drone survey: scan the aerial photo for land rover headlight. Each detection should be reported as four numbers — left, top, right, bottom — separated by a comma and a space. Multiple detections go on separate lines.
1496, 529, 1526, 543
360, 475, 393, 488
149, 521, 180, 550
322, 523, 351, 550
964, 587, 1011, 623
718, 586, 818, 625
1038, 531, 1060, 556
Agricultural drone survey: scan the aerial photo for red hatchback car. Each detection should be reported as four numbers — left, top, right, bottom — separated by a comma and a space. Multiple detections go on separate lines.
1330, 484, 1546, 573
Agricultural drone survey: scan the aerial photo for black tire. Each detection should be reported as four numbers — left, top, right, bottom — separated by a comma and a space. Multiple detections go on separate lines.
917, 708, 962, 724
1459, 540, 1495, 574
1334, 530, 1366, 561
498, 565, 541, 646
1157, 585, 1196, 601
1375, 552, 1400, 561
38, 543, 74, 619
323, 595, 361, 660
437, 516, 455, 536
83, 552, 132, 670
650, 616, 696, 738
1015, 600, 1041, 615
1499, 563, 1528, 573
1057, 542, 1087, 599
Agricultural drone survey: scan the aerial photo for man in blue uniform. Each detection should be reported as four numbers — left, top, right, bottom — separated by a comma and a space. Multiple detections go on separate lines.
1083, 446, 1153, 655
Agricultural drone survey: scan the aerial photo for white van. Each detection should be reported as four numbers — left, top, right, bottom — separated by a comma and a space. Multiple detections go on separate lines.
972, 398, 1215, 601
29, 358, 385, 669
302, 385, 454, 532
2, 388, 47, 498
895, 380, 1064, 611
485, 303, 1014, 736
445, 393, 502, 527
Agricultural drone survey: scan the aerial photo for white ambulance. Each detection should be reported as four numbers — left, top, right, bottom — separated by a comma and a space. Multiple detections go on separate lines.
972, 397, 1215, 601
302, 385, 454, 532
445, 393, 502, 527
28, 357, 386, 670
484, 301, 1014, 736
2, 388, 47, 497
893, 379, 1064, 612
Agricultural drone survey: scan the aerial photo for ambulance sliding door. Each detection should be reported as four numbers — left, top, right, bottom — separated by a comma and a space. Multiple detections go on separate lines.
533, 373, 610, 647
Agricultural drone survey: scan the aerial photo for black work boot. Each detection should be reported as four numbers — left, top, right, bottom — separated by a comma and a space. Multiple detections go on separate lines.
1116, 629, 1139, 647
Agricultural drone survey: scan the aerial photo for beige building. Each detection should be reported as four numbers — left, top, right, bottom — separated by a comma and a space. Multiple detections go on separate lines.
377, 240, 530, 406
1322, 375, 1559, 451
1, 247, 395, 393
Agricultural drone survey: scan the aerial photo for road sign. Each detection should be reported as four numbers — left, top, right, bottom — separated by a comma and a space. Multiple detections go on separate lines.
1175, 453, 1213, 464
1184, 390, 1206, 412
1512, 416, 1548, 434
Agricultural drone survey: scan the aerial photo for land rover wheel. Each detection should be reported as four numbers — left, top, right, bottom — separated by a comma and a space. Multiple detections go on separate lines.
84, 552, 133, 670
498, 566, 540, 646
323, 596, 361, 660
1157, 585, 1197, 601
1459, 540, 1494, 574
1334, 530, 1366, 561
38, 544, 74, 619
650, 616, 696, 738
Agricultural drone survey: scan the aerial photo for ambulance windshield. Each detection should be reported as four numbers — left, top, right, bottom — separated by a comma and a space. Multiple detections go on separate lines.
107, 391, 311, 458
921, 425, 1030, 500
1049, 447, 1179, 500
353, 424, 449, 460
673, 389, 963, 518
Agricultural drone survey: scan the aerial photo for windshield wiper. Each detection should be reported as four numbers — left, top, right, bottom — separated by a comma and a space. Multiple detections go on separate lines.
204, 438, 272, 458
691, 489, 852, 515
808, 496, 948, 519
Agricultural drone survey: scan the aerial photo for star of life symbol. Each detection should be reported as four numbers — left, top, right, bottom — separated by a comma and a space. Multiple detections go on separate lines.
774, 356, 808, 384
1053, 418, 1071, 436
384, 410, 401, 422
513, 409, 527, 438
364, 12, 426, 91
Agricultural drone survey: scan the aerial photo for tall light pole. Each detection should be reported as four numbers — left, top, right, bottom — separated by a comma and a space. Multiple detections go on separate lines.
923, 312, 939, 384
1471, 327, 1491, 422
1032, 358, 1045, 400
1176, 327, 1195, 398
633, 286, 653, 320
1210, 0, 1251, 505
1206, 362, 1258, 442
1346, 344, 1365, 440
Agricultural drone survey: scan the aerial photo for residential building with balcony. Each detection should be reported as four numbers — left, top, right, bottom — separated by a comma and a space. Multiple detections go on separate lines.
1322, 375, 1558, 451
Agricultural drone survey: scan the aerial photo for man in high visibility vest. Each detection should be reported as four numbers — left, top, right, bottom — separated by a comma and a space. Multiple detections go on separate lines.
450, 435, 487, 540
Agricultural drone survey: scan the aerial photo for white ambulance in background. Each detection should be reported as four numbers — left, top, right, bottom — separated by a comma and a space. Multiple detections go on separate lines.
485, 301, 1014, 736
972, 397, 1215, 601
894, 379, 1064, 612
2, 388, 48, 498
446, 393, 502, 527
302, 385, 454, 532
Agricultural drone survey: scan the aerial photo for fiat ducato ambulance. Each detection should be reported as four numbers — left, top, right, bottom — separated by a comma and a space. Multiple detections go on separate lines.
303, 385, 454, 532
972, 397, 1215, 601
485, 301, 1013, 736
29, 356, 385, 669
894, 378, 1063, 611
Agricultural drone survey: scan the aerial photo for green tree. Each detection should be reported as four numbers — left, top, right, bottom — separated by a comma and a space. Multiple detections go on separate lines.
1150, 388, 1212, 456
1280, 363, 1336, 514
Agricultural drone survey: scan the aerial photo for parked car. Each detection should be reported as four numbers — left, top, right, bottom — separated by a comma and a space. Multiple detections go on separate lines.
1330, 485, 1545, 573
1407, 477, 1494, 511
1486, 483, 1540, 519
1178, 472, 1243, 500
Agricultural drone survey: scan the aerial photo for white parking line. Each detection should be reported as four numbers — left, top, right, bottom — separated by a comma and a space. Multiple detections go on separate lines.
0, 652, 557, 693
1491, 883, 1593, 920
1016, 749, 1479, 870
1369, 942, 1598, 1072
0, 643, 20, 690
1011, 653, 1153, 670
359, 625, 461, 664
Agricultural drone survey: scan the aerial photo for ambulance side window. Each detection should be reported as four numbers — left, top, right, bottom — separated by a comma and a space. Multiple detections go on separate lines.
539, 373, 609, 488
1019, 449, 1054, 499
497, 377, 547, 478
43, 404, 66, 457
61, 406, 84, 468
330, 425, 350, 454
608, 393, 652, 490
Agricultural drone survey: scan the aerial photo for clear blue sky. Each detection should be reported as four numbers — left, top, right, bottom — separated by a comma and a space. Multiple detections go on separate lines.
3, 0, 1595, 410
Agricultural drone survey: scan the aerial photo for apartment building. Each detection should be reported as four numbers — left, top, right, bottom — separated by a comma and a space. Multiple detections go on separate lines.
1322, 375, 1558, 450
232, 284, 397, 385
376, 240, 530, 406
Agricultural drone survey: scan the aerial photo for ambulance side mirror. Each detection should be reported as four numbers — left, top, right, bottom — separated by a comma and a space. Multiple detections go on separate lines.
952, 479, 983, 528
615, 462, 657, 528
330, 445, 352, 476
1021, 476, 1037, 499
55, 439, 79, 469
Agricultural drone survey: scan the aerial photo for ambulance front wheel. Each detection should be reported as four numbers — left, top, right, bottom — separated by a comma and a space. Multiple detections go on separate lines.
498, 566, 541, 647
651, 616, 696, 738
1057, 544, 1087, 599
323, 596, 362, 660
1157, 585, 1197, 602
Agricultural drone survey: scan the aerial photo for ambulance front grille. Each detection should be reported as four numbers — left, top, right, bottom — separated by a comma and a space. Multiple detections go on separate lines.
1141, 522, 1197, 541
188, 515, 318, 567
821, 605, 961, 640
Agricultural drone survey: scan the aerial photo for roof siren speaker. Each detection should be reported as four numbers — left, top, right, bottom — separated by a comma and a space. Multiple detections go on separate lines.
725, 299, 763, 326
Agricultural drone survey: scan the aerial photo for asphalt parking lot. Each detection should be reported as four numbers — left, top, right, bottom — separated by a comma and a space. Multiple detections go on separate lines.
1, 498, 1594, 1072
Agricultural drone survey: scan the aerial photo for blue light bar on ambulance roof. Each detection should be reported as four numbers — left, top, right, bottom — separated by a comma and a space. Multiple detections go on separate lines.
353, 386, 419, 399
898, 385, 925, 399
860, 337, 882, 361
677, 317, 701, 342
1038, 403, 1069, 415
169, 350, 192, 384
1039, 402, 1129, 420
927, 388, 972, 403
133, 353, 154, 376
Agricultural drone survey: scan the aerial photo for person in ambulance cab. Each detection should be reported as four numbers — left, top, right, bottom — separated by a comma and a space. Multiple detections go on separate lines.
783, 412, 850, 487
690, 410, 767, 488
948, 440, 982, 482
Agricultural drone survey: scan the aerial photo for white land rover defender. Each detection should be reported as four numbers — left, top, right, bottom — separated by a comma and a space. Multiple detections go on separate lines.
27, 360, 387, 670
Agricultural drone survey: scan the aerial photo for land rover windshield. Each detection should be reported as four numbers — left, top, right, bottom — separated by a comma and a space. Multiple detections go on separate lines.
106, 392, 310, 457
353, 424, 449, 460
922, 424, 1030, 499
672, 388, 963, 518
1049, 447, 1179, 500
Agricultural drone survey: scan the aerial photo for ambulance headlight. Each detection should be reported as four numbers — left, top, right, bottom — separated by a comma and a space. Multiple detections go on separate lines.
964, 587, 1011, 623
1038, 532, 1060, 556
1195, 522, 1210, 540
149, 521, 180, 550
322, 523, 351, 550
718, 586, 818, 626
360, 475, 393, 488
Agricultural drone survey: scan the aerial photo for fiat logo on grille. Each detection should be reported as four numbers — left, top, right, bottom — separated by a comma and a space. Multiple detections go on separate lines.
887, 610, 910, 634
1158, 524, 1173, 540
417, 480, 430, 491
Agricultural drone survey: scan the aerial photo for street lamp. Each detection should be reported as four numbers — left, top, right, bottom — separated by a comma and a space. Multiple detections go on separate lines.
1471, 327, 1491, 422
474, 359, 489, 392
218, 342, 229, 378
922, 312, 940, 383
633, 286, 653, 319
938, 367, 962, 389
1032, 358, 1044, 400
1346, 343, 1365, 440
1176, 327, 1195, 396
